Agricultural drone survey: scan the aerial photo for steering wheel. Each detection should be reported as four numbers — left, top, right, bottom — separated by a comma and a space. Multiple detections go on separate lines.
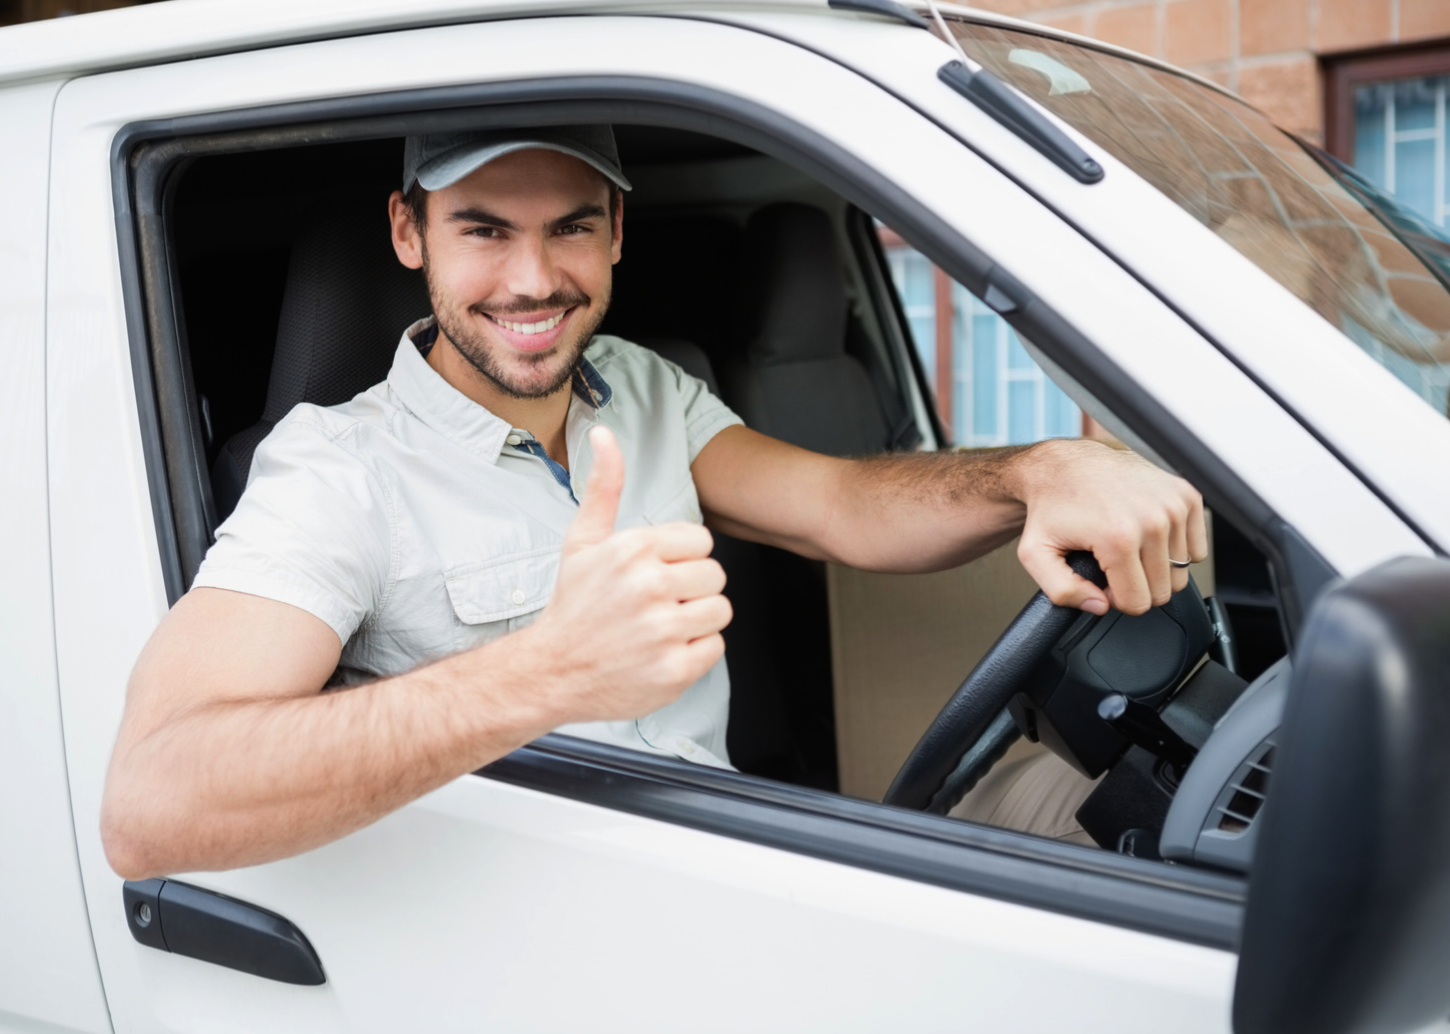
883, 552, 1108, 814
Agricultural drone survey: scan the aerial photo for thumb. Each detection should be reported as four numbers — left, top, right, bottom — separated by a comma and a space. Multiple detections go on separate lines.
564, 425, 624, 551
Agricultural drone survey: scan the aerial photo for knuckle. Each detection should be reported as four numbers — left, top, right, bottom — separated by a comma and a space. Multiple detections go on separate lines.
628, 563, 667, 600
1103, 528, 1139, 556
713, 595, 734, 628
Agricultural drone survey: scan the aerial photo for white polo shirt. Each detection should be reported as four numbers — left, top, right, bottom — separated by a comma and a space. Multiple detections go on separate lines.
194, 318, 744, 768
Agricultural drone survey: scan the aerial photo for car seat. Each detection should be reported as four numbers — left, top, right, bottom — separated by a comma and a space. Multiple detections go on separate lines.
721, 202, 890, 456
210, 191, 431, 523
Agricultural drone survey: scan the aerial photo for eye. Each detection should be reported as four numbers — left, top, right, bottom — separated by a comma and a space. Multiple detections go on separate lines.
557, 223, 592, 236
466, 226, 502, 239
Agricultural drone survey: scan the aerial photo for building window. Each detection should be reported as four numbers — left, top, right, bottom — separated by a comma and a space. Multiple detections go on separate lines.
884, 246, 937, 379
1326, 43, 1450, 414
952, 284, 1081, 447
881, 235, 1081, 447
1327, 44, 1450, 227
1352, 75, 1449, 225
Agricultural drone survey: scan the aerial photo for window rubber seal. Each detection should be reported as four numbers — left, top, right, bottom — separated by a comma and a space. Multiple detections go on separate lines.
113, 73, 1287, 948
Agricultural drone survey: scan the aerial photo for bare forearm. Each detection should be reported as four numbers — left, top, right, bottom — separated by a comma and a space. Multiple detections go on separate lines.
693, 426, 1053, 572
810, 446, 1038, 572
102, 637, 554, 879
695, 425, 1207, 614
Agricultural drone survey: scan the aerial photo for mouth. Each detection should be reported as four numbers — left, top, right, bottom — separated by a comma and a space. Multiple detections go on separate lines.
481, 306, 577, 352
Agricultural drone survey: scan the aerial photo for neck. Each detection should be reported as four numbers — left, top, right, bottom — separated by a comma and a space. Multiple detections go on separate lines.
427, 332, 573, 466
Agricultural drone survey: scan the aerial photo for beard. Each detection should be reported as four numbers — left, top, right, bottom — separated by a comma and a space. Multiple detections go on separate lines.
423, 247, 611, 401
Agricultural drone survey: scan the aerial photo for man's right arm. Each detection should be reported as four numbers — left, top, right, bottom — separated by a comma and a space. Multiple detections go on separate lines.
101, 427, 729, 879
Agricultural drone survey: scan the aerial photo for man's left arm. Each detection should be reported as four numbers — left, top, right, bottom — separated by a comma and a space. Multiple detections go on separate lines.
689, 425, 1207, 617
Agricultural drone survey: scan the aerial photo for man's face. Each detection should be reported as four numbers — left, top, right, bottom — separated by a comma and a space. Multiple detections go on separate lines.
390, 148, 622, 400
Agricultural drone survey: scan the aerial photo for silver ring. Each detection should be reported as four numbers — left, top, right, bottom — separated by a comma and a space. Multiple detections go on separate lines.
1169, 557, 1193, 569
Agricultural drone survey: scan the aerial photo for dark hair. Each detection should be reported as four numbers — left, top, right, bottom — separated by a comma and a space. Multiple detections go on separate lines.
403, 178, 429, 230
403, 180, 622, 234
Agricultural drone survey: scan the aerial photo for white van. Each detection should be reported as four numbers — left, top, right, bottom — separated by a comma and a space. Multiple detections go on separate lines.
4, 2, 1450, 1032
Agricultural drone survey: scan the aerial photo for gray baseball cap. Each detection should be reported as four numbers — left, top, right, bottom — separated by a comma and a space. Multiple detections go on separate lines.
403, 125, 632, 193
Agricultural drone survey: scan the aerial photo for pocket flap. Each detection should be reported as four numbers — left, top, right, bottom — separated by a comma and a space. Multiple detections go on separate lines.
444, 547, 559, 625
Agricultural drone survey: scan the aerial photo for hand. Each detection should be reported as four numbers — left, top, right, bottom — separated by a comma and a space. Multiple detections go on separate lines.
1014, 440, 1208, 616
523, 425, 731, 724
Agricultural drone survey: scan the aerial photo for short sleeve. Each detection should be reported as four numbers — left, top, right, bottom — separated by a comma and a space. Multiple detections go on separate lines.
675, 369, 744, 464
192, 410, 393, 645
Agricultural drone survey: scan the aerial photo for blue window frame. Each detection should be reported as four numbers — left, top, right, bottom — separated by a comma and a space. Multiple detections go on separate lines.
884, 241, 1080, 447
1354, 74, 1450, 227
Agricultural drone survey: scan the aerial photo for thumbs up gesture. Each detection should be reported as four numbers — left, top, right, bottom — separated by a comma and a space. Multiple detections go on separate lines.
526, 426, 731, 725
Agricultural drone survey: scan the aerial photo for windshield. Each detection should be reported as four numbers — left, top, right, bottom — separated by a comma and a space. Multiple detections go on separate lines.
949, 21, 1450, 420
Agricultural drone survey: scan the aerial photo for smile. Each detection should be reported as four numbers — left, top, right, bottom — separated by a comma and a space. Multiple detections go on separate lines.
485, 309, 570, 335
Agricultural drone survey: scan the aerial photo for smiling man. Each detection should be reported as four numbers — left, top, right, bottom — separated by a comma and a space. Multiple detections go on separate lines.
101, 125, 1207, 878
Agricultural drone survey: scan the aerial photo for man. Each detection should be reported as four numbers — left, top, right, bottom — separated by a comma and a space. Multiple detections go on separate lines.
101, 126, 1206, 879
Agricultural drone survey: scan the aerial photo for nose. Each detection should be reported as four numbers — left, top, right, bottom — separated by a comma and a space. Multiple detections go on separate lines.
500, 230, 563, 303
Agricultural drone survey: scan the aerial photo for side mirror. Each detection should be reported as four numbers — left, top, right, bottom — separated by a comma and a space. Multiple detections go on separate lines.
1234, 556, 1450, 1034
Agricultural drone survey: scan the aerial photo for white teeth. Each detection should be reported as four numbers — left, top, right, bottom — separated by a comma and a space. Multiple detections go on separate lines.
495, 312, 566, 335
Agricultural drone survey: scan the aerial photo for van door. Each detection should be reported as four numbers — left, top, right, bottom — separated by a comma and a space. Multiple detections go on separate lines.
45, 11, 1394, 1033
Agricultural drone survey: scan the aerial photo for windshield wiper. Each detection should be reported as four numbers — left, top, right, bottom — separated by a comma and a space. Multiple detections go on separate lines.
939, 60, 1104, 184
827, 0, 1104, 184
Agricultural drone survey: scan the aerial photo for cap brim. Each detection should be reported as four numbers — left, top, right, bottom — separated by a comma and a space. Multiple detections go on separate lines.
414, 139, 632, 192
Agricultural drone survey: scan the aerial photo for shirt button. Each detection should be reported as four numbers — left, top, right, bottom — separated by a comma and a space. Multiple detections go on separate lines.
590, 390, 603, 402
510, 588, 526, 606
505, 434, 522, 446
677, 740, 696, 756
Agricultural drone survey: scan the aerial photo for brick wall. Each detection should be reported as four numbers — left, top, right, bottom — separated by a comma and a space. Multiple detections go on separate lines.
969, 0, 1450, 141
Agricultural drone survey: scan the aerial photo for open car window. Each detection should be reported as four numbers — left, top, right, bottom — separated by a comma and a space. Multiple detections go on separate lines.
164, 120, 1292, 867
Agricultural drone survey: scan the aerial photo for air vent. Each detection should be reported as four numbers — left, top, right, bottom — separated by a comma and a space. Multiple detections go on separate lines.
1216, 742, 1276, 834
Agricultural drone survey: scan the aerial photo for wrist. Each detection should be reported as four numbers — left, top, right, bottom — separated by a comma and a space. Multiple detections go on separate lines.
1004, 438, 1097, 506
437, 622, 569, 744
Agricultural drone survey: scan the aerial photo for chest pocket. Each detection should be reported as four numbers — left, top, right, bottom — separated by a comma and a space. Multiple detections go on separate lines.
444, 546, 560, 646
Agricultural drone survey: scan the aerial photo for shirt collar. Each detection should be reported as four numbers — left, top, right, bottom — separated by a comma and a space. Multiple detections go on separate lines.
386, 316, 613, 464
572, 356, 613, 410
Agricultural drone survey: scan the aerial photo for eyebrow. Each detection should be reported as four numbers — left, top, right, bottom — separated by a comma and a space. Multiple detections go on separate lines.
445, 203, 609, 231
445, 206, 519, 230
552, 203, 608, 227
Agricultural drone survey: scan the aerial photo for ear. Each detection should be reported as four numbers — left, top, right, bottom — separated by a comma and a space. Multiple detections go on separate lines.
610, 189, 624, 266
388, 189, 425, 270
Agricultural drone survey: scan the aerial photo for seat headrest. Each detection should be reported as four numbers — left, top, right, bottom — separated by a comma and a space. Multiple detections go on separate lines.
262, 191, 431, 421
638, 337, 721, 397
742, 203, 847, 366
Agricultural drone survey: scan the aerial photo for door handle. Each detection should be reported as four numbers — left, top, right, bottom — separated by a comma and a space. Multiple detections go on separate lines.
123, 879, 325, 985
